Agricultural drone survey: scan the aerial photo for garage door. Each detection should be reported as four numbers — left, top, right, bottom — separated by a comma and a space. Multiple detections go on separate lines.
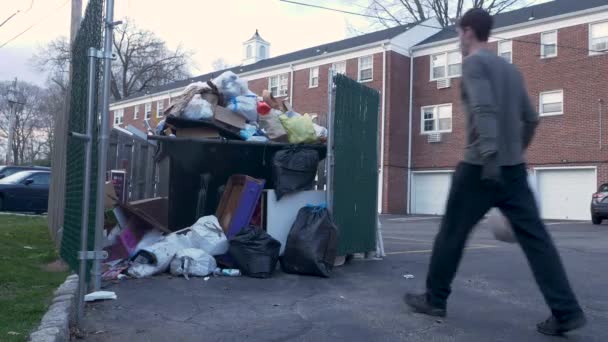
536, 168, 596, 220
411, 172, 452, 215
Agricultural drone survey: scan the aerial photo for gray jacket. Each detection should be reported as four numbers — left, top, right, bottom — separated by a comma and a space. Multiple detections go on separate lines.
461, 49, 539, 166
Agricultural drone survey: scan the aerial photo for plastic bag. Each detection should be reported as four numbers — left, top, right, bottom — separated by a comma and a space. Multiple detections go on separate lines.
170, 248, 217, 279
128, 233, 189, 278
280, 206, 339, 277
228, 227, 281, 278
272, 148, 319, 200
313, 123, 328, 142
188, 216, 229, 256
183, 94, 214, 120
279, 114, 317, 144
260, 109, 288, 142
227, 95, 258, 122
488, 208, 516, 243
212, 71, 249, 99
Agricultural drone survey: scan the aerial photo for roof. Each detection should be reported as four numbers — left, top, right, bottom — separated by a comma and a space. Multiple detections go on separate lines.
113, 23, 417, 104
245, 29, 269, 44
418, 0, 608, 45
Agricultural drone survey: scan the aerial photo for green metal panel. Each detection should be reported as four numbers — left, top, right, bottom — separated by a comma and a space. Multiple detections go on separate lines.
60, 0, 104, 275
332, 74, 380, 255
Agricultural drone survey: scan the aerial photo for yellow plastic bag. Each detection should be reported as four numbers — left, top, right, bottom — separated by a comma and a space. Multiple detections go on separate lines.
279, 114, 317, 144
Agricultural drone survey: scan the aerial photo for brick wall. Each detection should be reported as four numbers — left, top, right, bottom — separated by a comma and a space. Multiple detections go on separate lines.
412, 23, 608, 188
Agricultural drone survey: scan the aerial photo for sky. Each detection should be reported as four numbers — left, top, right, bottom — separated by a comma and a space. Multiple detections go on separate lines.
0, 0, 372, 85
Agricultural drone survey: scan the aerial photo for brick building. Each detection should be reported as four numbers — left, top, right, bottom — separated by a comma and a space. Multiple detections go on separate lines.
109, 0, 608, 219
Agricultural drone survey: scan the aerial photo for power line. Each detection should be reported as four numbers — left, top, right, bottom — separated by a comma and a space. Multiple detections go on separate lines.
0, 1, 35, 29
279, 0, 605, 54
0, 0, 68, 49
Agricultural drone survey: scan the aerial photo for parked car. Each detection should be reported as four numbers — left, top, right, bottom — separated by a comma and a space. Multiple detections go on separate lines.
0, 165, 50, 179
0, 170, 51, 213
590, 183, 608, 224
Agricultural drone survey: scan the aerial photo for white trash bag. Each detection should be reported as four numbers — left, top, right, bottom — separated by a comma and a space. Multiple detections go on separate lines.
227, 95, 258, 122
183, 94, 214, 120
128, 233, 190, 278
170, 248, 217, 279
188, 215, 229, 256
212, 71, 249, 99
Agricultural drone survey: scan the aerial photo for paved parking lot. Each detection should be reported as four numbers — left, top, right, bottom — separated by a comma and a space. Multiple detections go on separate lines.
81, 216, 608, 341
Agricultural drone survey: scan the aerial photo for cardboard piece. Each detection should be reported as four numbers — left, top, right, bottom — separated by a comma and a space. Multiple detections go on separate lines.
176, 126, 220, 139
104, 181, 118, 209
216, 175, 265, 238
213, 105, 247, 130
118, 197, 171, 233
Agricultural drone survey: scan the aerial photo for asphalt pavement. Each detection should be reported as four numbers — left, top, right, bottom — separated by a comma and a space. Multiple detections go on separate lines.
80, 216, 608, 341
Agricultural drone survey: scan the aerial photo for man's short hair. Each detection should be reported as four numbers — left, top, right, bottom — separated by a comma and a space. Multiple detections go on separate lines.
458, 8, 493, 42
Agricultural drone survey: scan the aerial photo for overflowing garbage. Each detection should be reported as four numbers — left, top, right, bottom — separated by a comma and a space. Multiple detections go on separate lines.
157, 71, 328, 144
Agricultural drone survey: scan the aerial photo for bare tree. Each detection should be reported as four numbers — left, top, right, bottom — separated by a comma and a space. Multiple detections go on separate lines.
0, 80, 54, 165
31, 37, 70, 92
111, 18, 193, 100
211, 58, 233, 71
365, 0, 528, 28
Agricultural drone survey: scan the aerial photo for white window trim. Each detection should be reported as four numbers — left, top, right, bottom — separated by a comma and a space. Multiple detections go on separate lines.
420, 103, 453, 134
539, 90, 564, 117
332, 61, 346, 75
498, 40, 513, 63
156, 100, 164, 118
429, 51, 461, 81
358, 55, 373, 83
145, 103, 152, 119
540, 30, 558, 59
589, 20, 608, 56
268, 74, 288, 98
133, 105, 140, 119
309, 67, 319, 88
113, 109, 124, 126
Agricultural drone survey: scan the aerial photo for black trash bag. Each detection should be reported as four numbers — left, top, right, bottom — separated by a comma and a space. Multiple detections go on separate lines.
272, 148, 319, 200
280, 206, 339, 277
228, 227, 281, 278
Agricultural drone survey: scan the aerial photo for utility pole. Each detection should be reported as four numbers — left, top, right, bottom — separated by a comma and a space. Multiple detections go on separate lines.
6, 78, 24, 166
70, 0, 83, 44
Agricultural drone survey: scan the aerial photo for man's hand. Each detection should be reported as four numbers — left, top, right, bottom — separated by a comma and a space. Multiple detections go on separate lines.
481, 153, 502, 187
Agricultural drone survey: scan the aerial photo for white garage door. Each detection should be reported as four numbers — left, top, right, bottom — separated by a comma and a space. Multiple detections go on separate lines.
536, 168, 596, 220
412, 172, 452, 215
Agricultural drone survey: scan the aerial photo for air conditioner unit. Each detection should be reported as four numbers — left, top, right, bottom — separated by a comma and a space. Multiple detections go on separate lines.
593, 41, 608, 52
437, 78, 451, 89
427, 132, 442, 143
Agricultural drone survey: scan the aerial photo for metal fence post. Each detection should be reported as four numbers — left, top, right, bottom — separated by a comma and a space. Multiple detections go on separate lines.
92, 0, 118, 291
326, 68, 335, 212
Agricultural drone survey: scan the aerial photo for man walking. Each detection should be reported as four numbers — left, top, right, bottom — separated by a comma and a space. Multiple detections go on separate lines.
404, 8, 586, 336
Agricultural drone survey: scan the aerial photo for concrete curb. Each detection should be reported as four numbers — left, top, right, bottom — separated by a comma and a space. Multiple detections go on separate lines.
29, 274, 79, 342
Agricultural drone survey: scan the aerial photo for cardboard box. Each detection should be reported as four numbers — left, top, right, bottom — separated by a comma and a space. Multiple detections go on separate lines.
104, 181, 118, 210
213, 105, 246, 130
216, 175, 265, 238
118, 197, 171, 233
176, 126, 220, 139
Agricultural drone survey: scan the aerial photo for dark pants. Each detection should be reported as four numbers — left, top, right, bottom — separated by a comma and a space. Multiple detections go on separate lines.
426, 162, 582, 320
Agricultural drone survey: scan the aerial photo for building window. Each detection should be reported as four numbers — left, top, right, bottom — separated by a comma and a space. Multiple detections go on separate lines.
431, 51, 461, 80
113, 108, 124, 126
358, 55, 373, 82
590, 21, 608, 54
145, 103, 152, 119
246, 45, 252, 58
157, 100, 164, 118
539, 90, 563, 116
541, 30, 558, 58
309, 67, 319, 88
134, 105, 140, 119
332, 61, 346, 75
498, 40, 512, 63
260, 45, 266, 58
421, 104, 452, 133
268, 74, 288, 97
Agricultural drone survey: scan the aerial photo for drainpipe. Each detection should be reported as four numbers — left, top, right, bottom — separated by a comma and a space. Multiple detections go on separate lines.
289, 64, 294, 107
600, 99, 604, 149
378, 43, 387, 213
406, 47, 414, 214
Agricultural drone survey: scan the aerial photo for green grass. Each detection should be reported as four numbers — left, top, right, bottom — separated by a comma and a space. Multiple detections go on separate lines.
0, 215, 69, 341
